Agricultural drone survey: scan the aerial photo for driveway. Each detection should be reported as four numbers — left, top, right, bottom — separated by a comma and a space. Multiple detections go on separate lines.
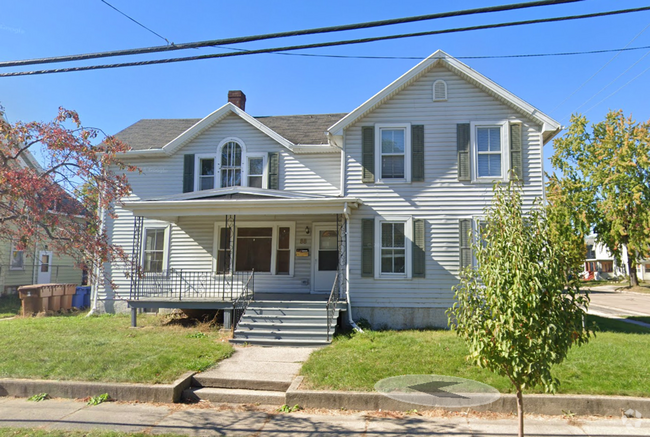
585, 286, 650, 318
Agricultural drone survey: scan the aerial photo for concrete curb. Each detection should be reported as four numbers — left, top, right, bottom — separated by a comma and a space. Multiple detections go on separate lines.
286, 376, 650, 417
0, 372, 195, 404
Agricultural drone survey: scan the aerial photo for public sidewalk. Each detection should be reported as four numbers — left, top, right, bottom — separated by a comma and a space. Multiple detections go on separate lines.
0, 397, 648, 436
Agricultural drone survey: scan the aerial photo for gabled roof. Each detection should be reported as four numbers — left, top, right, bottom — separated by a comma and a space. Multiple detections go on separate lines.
328, 50, 562, 144
117, 106, 346, 157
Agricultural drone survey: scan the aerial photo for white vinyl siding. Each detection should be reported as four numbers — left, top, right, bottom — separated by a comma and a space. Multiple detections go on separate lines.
345, 65, 544, 310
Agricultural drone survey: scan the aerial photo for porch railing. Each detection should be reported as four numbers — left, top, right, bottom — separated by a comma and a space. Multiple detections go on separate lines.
131, 269, 254, 302
326, 272, 340, 342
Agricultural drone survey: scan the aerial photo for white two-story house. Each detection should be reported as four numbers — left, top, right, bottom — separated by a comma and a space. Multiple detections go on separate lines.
101, 50, 561, 345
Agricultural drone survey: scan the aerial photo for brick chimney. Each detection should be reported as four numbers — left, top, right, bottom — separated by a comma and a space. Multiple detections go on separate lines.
228, 90, 246, 111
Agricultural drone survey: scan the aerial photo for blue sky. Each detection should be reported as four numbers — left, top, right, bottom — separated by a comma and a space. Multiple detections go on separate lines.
2, 0, 650, 173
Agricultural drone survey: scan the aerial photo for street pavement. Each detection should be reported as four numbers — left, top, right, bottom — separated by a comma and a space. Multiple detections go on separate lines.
586, 286, 650, 321
0, 397, 648, 436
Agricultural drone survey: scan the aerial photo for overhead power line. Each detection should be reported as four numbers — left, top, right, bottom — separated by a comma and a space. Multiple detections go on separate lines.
552, 21, 650, 111
0, 0, 581, 69
2, 5, 649, 78
99, 0, 171, 45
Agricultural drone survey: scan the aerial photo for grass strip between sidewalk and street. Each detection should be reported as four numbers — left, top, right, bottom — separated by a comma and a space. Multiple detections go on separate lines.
301, 315, 650, 397
0, 313, 233, 384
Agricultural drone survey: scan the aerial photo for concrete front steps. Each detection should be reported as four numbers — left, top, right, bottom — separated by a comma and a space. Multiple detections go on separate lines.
230, 300, 340, 347
182, 346, 318, 406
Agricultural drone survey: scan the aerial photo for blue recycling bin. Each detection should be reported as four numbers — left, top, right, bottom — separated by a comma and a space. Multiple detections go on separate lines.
73, 286, 91, 309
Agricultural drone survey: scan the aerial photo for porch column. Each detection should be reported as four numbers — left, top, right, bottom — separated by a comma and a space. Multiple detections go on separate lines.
337, 213, 347, 300
130, 216, 144, 300
223, 309, 232, 330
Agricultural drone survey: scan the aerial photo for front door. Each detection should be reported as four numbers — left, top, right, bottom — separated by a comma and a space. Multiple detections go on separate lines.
37, 251, 53, 284
313, 226, 338, 292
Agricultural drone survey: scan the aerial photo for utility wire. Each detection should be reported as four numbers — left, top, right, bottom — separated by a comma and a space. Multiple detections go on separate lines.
2, 5, 649, 78
214, 43, 650, 61
0, 0, 581, 69
570, 49, 650, 116
581, 62, 650, 116
99, 0, 171, 45
552, 21, 650, 111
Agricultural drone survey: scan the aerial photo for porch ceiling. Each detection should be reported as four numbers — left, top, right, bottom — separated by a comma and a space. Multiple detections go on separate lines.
122, 196, 361, 218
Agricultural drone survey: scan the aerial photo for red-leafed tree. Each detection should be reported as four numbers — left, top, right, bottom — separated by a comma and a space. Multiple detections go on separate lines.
0, 106, 136, 289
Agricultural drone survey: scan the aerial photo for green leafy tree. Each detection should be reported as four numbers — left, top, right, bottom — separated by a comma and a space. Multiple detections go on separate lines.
550, 110, 650, 286
448, 182, 591, 437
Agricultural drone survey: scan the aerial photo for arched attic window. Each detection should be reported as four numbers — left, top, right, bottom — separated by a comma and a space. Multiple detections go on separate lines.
433, 80, 447, 101
219, 139, 243, 187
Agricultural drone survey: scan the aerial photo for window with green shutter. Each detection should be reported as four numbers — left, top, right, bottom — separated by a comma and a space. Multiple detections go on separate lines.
361, 219, 374, 277
509, 123, 523, 183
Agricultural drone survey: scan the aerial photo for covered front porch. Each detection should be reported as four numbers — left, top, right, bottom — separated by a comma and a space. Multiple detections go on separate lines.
123, 187, 360, 333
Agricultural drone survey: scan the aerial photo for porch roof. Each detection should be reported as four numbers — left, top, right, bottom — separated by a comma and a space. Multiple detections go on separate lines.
122, 187, 362, 218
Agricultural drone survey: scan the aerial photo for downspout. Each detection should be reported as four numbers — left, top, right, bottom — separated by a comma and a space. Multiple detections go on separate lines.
343, 202, 363, 333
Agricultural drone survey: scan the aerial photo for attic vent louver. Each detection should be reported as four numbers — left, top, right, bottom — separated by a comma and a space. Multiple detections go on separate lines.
433, 80, 447, 101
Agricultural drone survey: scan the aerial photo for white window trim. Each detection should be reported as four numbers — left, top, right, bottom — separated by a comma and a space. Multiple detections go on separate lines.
375, 123, 411, 183
470, 121, 509, 183
217, 137, 247, 189
213, 221, 295, 277
9, 242, 25, 271
194, 154, 217, 191
246, 153, 268, 189
433, 79, 448, 101
141, 225, 171, 272
374, 215, 412, 279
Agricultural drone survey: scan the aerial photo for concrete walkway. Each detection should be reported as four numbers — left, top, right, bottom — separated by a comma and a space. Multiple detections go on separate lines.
197, 346, 317, 388
0, 397, 648, 436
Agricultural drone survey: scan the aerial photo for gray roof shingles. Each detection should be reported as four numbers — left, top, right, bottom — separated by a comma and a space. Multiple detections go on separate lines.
115, 113, 347, 151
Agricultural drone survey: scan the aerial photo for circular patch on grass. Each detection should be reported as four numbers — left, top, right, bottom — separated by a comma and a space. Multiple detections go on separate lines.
374, 374, 500, 408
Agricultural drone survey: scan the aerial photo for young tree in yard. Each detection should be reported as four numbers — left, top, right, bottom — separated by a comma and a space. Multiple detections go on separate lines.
448, 182, 591, 437
550, 110, 650, 287
0, 106, 135, 287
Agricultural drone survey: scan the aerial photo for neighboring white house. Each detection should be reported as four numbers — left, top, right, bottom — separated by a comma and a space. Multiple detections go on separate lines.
100, 50, 561, 342
583, 234, 650, 281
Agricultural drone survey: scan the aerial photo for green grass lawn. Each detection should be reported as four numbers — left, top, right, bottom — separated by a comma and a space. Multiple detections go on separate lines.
0, 313, 233, 384
0, 294, 21, 318
628, 316, 650, 325
301, 315, 650, 397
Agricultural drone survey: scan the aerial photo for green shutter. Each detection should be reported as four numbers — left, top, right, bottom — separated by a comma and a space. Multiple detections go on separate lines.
411, 125, 424, 182
362, 126, 375, 183
361, 218, 374, 277
459, 219, 472, 271
510, 123, 523, 183
457, 124, 470, 182
412, 219, 426, 278
183, 154, 195, 193
268, 152, 279, 190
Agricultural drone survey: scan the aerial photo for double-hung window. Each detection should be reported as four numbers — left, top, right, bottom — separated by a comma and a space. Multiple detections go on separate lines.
143, 228, 167, 273
247, 155, 266, 189
10, 242, 24, 270
199, 157, 215, 190
376, 123, 411, 182
471, 122, 508, 181
374, 216, 412, 278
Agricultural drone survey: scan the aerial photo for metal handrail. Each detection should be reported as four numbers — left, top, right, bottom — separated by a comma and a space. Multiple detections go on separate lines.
232, 270, 255, 332
326, 272, 339, 342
